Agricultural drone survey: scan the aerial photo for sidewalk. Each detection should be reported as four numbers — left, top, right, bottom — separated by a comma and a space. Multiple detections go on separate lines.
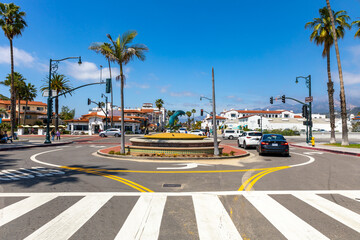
0, 138, 73, 151
290, 142, 360, 157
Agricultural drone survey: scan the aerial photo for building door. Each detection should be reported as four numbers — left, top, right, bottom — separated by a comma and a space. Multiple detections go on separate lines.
94, 125, 100, 134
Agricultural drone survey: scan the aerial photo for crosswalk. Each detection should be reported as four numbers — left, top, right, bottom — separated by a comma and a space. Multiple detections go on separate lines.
0, 190, 360, 239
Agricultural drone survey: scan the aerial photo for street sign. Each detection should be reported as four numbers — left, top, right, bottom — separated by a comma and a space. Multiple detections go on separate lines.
305, 96, 313, 103
42, 90, 57, 97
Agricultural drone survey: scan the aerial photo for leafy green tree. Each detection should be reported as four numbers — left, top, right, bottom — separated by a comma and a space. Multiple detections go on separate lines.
0, 94, 9, 100
1, 72, 26, 124
155, 99, 164, 110
186, 111, 192, 128
352, 20, 360, 38
104, 31, 148, 153
41, 73, 72, 131
0, 3, 27, 137
59, 106, 75, 121
89, 42, 115, 127
21, 83, 37, 125
305, 6, 350, 144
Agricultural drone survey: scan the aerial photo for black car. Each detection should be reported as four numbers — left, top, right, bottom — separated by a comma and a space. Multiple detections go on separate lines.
256, 134, 289, 157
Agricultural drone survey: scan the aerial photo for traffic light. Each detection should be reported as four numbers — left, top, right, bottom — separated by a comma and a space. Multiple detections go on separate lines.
302, 104, 308, 118
87, 98, 91, 105
201, 109, 203, 116
106, 78, 111, 93
281, 95, 285, 103
270, 97, 273, 104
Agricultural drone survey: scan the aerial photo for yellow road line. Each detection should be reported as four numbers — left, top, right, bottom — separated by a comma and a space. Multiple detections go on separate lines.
238, 169, 272, 191
61, 166, 153, 193
245, 169, 279, 191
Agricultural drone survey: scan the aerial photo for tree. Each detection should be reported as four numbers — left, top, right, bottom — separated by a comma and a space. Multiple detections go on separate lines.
104, 31, 148, 153
305, 7, 350, 144
59, 106, 75, 121
186, 111, 192, 128
155, 99, 164, 110
0, 94, 9, 100
89, 42, 115, 127
21, 83, 37, 125
40, 74, 72, 131
191, 109, 196, 123
0, 3, 27, 137
0, 72, 26, 125
325, 0, 350, 146
352, 20, 360, 38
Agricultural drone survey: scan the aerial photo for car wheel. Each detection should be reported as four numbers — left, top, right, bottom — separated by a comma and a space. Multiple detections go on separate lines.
238, 141, 241, 148
243, 141, 247, 149
114, 133, 120, 137
100, 134, 105, 137
229, 135, 234, 140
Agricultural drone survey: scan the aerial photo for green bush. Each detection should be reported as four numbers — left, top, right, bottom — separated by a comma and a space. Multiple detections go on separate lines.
108, 150, 115, 154
230, 151, 235, 156
222, 153, 229, 156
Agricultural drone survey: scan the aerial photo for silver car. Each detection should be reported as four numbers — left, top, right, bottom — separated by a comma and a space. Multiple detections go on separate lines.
99, 128, 121, 137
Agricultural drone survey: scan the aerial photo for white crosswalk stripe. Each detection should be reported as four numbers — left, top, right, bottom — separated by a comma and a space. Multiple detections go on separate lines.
0, 190, 360, 239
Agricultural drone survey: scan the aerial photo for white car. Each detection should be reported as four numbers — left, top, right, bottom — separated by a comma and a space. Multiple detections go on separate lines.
223, 129, 243, 140
189, 130, 205, 136
238, 131, 262, 149
99, 128, 121, 137
179, 128, 187, 133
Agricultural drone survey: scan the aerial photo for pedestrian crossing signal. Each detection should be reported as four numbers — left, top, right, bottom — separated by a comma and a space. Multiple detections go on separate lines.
201, 109, 203, 116
282, 95, 285, 103
270, 97, 273, 104
106, 78, 111, 93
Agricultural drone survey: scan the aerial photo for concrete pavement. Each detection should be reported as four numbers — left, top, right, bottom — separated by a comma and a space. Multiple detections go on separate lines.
291, 142, 360, 157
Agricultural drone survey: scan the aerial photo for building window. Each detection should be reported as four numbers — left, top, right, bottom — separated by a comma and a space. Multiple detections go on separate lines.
25, 115, 32, 119
37, 107, 44, 111
231, 114, 236, 118
22, 106, 30, 110
284, 114, 289, 118
74, 125, 88, 131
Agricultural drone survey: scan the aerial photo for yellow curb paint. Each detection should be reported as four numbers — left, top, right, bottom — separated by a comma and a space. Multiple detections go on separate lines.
61, 166, 153, 193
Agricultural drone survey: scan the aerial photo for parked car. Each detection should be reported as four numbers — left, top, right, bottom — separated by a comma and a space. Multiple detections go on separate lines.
256, 134, 289, 157
223, 129, 243, 140
99, 128, 121, 137
189, 130, 205, 136
238, 131, 262, 149
179, 128, 187, 133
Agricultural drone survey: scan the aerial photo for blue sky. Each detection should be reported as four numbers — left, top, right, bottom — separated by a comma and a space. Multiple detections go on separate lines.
1, 0, 360, 117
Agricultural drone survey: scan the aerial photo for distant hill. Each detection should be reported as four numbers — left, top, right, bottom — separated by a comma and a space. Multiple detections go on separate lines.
0, 94, 10, 100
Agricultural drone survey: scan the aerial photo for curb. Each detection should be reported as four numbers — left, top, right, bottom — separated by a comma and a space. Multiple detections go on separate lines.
0, 141, 73, 151
97, 150, 250, 161
290, 144, 360, 157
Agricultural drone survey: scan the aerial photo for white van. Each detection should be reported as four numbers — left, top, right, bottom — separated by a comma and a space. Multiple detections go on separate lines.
222, 129, 243, 139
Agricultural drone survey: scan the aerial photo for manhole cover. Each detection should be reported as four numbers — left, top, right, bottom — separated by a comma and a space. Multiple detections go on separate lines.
162, 184, 182, 188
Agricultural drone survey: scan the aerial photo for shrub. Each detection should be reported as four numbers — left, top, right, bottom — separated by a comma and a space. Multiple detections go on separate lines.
108, 150, 115, 154
230, 151, 235, 156
222, 153, 229, 156
114, 151, 121, 155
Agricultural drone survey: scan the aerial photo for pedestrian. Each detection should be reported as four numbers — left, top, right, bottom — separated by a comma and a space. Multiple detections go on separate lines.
1, 131, 12, 143
56, 130, 61, 140
51, 129, 55, 141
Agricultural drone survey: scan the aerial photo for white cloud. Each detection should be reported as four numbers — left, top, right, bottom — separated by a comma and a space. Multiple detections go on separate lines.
227, 95, 242, 102
0, 46, 35, 66
333, 71, 360, 85
170, 91, 195, 97
65, 61, 120, 82
160, 85, 170, 93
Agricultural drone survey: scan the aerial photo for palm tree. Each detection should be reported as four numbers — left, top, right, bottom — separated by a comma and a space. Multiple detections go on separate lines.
0, 3, 27, 137
41, 74, 72, 131
155, 99, 164, 110
22, 83, 37, 125
325, 0, 350, 146
1, 72, 26, 125
191, 109, 196, 122
351, 20, 360, 38
89, 42, 115, 127
104, 31, 148, 153
186, 111, 192, 128
305, 7, 350, 144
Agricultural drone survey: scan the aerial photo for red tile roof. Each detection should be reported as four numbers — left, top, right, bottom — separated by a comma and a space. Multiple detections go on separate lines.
207, 116, 227, 120
0, 100, 47, 106
237, 110, 283, 114
238, 115, 255, 119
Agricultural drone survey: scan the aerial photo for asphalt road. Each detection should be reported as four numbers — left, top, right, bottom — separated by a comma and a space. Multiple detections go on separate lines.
1, 136, 360, 239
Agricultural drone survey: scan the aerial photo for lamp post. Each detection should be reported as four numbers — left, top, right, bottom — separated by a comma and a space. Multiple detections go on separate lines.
296, 75, 312, 143
101, 94, 108, 130
44, 57, 82, 144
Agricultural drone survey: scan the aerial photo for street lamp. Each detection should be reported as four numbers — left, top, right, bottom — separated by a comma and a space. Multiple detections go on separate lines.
44, 56, 82, 144
101, 93, 108, 130
296, 75, 312, 143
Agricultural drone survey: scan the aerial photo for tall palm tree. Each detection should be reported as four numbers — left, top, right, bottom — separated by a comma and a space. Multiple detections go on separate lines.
186, 111, 192, 128
22, 83, 37, 125
89, 42, 115, 127
104, 31, 148, 153
1, 72, 26, 125
191, 109, 196, 123
351, 20, 360, 38
325, 0, 350, 146
0, 3, 27, 137
305, 7, 350, 144
41, 74, 72, 131
155, 99, 164, 130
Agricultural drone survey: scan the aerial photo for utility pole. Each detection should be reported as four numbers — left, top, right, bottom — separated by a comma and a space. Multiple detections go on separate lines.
212, 67, 219, 156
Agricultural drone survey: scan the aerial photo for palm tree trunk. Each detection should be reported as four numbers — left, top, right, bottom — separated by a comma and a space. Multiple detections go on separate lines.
55, 95, 59, 132
120, 63, 125, 154
9, 39, 15, 138
23, 100, 28, 125
326, 51, 336, 143
108, 59, 114, 128
17, 94, 21, 125
326, 0, 349, 145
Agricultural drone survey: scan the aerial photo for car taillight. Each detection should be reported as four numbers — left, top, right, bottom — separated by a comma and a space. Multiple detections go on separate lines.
281, 142, 288, 145
261, 142, 269, 145
246, 137, 251, 139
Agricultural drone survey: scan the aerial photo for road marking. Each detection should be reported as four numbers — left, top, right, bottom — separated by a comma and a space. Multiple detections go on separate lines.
30, 149, 62, 168
193, 194, 242, 239
24, 195, 112, 240
0, 195, 57, 227
157, 163, 210, 170
293, 192, 360, 233
303, 152, 324, 155
244, 168, 287, 191
115, 195, 166, 240
244, 193, 329, 240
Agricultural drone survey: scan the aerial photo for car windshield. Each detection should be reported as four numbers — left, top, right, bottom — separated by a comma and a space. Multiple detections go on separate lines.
226, 130, 235, 133
262, 134, 285, 141
248, 132, 262, 136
